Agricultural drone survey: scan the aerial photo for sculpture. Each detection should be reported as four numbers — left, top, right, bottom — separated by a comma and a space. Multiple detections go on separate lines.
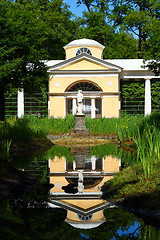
77, 90, 83, 115
78, 170, 84, 193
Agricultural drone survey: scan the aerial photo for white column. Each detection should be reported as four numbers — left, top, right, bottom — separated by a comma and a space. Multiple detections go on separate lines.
145, 78, 151, 116
73, 160, 76, 170
102, 157, 104, 171
91, 98, 96, 119
91, 155, 96, 170
64, 97, 66, 118
72, 98, 77, 115
17, 89, 24, 118
48, 97, 50, 118
119, 100, 121, 110
119, 158, 121, 171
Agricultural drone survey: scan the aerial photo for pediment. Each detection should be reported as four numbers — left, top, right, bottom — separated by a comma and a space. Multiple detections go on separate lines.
48, 53, 123, 72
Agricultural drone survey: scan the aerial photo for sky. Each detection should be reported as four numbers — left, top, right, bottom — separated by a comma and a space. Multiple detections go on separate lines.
64, 0, 87, 17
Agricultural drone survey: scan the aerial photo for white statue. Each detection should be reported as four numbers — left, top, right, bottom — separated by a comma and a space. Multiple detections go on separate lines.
77, 90, 83, 114
78, 170, 84, 193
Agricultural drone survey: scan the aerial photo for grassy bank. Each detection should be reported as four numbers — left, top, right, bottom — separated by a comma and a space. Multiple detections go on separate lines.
102, 162, 160, 210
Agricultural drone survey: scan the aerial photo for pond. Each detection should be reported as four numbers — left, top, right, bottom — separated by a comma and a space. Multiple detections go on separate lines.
1, 143, 160, 240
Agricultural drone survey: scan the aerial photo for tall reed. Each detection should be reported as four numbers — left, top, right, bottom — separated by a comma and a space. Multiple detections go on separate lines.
133, 113, 160, 179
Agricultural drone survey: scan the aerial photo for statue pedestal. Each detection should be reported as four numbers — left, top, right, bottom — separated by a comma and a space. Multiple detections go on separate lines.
70, 114, 89, 137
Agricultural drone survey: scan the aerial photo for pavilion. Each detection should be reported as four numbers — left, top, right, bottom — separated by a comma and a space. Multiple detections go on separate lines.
46, 39, 156, 119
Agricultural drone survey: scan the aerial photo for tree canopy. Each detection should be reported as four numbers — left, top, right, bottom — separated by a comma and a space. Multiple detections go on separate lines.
76, 0, 160, 72
0, 0, 160, 120
0, 0, 74, 120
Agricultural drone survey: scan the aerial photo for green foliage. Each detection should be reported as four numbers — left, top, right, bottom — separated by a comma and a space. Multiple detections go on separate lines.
121, 81, 145, 98
133, 112, 160, 179
121, 80, 160, 114
90, 143, 137, 166
5, 116, 46, 142
0, 0, 75, 119
46, 145, 75, 162
103, 162, 160, 208
75, 9, 138, 59
76, 0, 160, 65
85, 115, 142, 141
1, 114, 75, 144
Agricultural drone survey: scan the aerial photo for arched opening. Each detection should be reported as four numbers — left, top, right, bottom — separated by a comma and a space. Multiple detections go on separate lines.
65, 81, 102, 118
76, 47, 92, 56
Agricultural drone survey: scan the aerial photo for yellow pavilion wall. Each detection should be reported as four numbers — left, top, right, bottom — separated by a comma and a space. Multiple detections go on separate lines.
49, 76, 118, 93
49, 96, 65, 118
103, 96, 119, 118
64, 46, 103, 59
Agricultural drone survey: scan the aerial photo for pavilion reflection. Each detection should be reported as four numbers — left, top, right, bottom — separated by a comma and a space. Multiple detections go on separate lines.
48, 146, 121, 229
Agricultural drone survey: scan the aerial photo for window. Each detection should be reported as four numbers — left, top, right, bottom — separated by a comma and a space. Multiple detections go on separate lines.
77, 214, 93, 221
67, 82, 101, 92
67, 98, 72, 114
76, 47, 92, 56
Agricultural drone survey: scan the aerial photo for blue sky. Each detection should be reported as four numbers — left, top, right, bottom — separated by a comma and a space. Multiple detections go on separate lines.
64, 0, 86, 17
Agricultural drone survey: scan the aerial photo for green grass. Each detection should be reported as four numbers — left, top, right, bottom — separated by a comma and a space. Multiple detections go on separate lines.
85, 116, 143, 141
102, 162, 160, 210
1, 114, 75, 142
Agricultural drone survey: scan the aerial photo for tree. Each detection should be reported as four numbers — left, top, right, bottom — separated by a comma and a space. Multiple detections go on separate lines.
75, 9, 138, 58
143, 18, 160, 75
0, 0, 74, 120
77, 0, 160, 59
109, 0, 160, 58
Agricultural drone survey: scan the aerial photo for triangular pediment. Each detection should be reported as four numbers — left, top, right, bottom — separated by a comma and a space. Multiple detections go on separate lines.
48, 53, 123, 72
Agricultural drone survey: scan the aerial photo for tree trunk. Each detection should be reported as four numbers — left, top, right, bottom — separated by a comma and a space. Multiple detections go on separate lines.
138, 25, 142, 58
0, 87, 5, 121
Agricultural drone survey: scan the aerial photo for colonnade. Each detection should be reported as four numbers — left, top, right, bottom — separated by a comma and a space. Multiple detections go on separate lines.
17, 78, 152, 118
71, 97, 96, 118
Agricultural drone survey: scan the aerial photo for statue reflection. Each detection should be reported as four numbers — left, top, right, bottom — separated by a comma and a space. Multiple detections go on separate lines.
48, 146, 121, 229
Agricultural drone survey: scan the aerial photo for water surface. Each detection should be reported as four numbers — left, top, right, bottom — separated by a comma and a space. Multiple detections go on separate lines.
1, 143, 160, 239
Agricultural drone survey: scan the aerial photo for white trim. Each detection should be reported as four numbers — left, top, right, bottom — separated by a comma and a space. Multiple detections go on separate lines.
103, 95, 119, 98
50, 192, 102, 195
122, 71, 155, 79
50, 73, 119, 78
48, 54, 122, 71
52, 96, 65, 98
66, 94, 101, 98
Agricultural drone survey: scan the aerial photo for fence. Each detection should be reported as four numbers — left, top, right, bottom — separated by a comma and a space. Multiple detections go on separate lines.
5, 91, 48, 118
5, 91, 160, 118
120, 97, 145, 116
24, 93, 48, 117
120, 96, 160, 116
5, 92, 17, 117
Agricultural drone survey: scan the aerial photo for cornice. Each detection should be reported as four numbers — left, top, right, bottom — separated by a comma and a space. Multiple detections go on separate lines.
48, 53, 123, 72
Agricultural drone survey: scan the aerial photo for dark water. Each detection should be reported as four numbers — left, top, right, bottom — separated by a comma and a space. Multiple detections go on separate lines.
1, 143, 160, 240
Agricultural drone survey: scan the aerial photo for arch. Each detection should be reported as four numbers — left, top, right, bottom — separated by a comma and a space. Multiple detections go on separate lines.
65, 80, 103, 92
65, 177, 103, 189
76, 47, 92, 56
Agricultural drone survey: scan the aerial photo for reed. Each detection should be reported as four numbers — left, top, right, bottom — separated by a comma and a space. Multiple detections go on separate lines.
85, 115, 142, 141
132, 113, 160, 179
